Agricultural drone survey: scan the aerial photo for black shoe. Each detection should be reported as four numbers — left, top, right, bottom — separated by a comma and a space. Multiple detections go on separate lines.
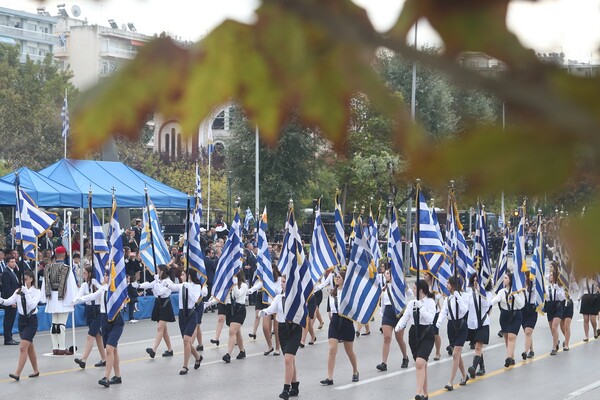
355, 331, 360, 338
28, 372, 39, 378
236, 350, 246, 359
162, 350, 174, 357
264, 348, 274, 356
497, 330, 503, 338
222, 353, 231, 363
299, 343, 305, 348
401, 357, 409, 368
459, 376, 469, 386
289, 382, 299, 397
352, 372, 359, 382
98, 377, 110, 388
444, 384, 454, 391
376, 362, 387, 371
446, 345, 453, 356
196, 345, 204, 352
550, 349, 557, 356
146, 348, 156, 359
279, 390, 290, 400
361, 331, 370, 336
504, 357, 514, 368
210, 339, 220, 346
179, 367, 189, 375
4, 340, 19, 345
468, 365, 476, 379
521, 352, 527, 361
94, 360, 106, 367
194, 356, 203, 370
320, 378, 333, 386
469, 342, 475, 350
248, 333, 257, 339
527, 351, 535, 358
109, 376, 122, 384
74, 358, 86, 369
9, 373, 19, 381
476, 367, 486, 376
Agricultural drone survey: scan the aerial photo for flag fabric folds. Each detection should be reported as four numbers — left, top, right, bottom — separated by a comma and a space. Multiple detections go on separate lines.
531, 217, 546, 310
283, 209, 313, 328
493, 226, 510, 293
244, 207, 254, 232
61, 94, 69, 139
207, 127, 214, 155
387, 206, 407, 314
186, 163, 207, 283
367, 211, 382, 268
334, 193, 346, 271
411, 192, 446, 276
339, 220, 382, 324
256, 208, 278, 303
211, 210, 243, 303
107, 198, 129, 321
15, 187, 57, 259
511, 211, 528, 294
140, 195, 171, 273
276, 212, 292, 275
308, 206, 338, 283
472, 203, 491, 295
91, 209, 109, 284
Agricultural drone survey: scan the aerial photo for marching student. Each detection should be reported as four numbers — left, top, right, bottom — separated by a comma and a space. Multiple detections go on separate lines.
395, 279, 436, 400
222, 270, 249, 363
0, 270, 41, 381
74, 273, 125, 388
193, 279, 207, 352
491, 272, 525, 367
579, 275, 599, 341
560, 272, 577, 351
424, 273, 443, 360
259, 276, 303, 399
320, 270, 359, 386
376, 267, 410, 372
544, 266, 565, 355
248, 265, 283, 355
166, 270, 205, 374
437, 276, 469, 391
74, 265, 107, 370
137, 264, 175, 359
520, 273, 538, 360
466, 274, 492, 379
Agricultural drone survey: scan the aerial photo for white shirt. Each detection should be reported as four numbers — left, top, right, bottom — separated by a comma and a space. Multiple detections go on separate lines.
579, 278, 598, 298
226, 282, 248, 305
491, 288, 525, 310
248, 277, 283, 296
75, 279, 102, 306
328, 293, 341, 314
466, 288, 491, 329
139, 276, 173, 298
437, 291, 469, 328
75, 284, 110, 314
396, 297, 436, 331
315, 273, 334, 292
167, 282, 207, 310
0, 285, 41, 315
546, 283, 566, 302
259, 293, 286, 323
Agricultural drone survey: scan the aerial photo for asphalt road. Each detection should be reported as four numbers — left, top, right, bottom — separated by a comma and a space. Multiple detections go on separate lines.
0, 292, 598, 400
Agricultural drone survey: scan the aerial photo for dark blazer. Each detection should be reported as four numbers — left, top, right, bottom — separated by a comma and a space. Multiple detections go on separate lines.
1, 267, 19, 299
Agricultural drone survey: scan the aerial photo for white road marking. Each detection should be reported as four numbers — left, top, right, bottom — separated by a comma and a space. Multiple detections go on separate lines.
564, 380, 600, 399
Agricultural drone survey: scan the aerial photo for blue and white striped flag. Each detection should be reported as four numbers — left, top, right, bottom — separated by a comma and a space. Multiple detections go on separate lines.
207, 127, 214, 155
107, 198, 129, 321
309, 206, 338, 283
283, 209, 313, 327
186, 163, 207, 283
531, 217, 545, 309
211, 210, 243, 303
387, 206, 406, 314
334, 193, 346, 271
61, 93, 69, 139
256, 208, 278, 303
91, 209, 109, 284
445, 208, 472, 292
493, 226, 510, 293
276, 211, 292, 275
511, 211, 527, 294
15, 187, 57, 259
140, 195, 171, 273
472, 203, 492, 294
411, 192, 446, 275
244, 207, 254, 232
339, 221, 382, 324
368, 211, 382, 268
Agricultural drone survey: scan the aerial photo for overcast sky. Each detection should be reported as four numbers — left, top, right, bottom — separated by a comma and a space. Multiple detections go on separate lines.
2, 0, 599, 62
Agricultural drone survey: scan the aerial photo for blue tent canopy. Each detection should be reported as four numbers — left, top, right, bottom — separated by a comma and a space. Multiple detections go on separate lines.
2, 167, 81, 207
38, 159, 187, 208
0, 179, 17, 206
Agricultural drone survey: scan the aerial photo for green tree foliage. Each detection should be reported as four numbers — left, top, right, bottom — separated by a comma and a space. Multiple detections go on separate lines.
0, 43, 76, 170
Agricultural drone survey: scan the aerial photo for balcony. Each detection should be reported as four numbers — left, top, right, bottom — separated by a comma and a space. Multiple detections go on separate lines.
0, 24, 59, 46
100, 46, 138, 60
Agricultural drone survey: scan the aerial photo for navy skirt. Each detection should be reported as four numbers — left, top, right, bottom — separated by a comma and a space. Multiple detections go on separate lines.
279, 322, 302, 355
18, 314, 38, 342
545, 300, 564, 321
307, 295, 317, 319
467, 325, 489, 345
86, 304, 102, 337
447, 318, 468, 347
408, 324, 434, 361
314, 290, 323, 306
580, 294, 597, 315
195, 301, 204, 325
382, 305, 401, 327
152, 297, 175, 322
226, 303, 246, 326
217, 302, 228, 315
328, 314, 355, 342
562, 299, 574, 319
499, 309, 522, 335
179, 308, 198, 337
432, 312, 440, 335
521, 303, 538, 329
102, 313, 124, 348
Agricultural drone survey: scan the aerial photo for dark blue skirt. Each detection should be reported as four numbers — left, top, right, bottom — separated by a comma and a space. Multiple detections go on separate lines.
562, 299, 574, 319
18, 314, 38, 342
408, 324, 434, 361
307, 295, 317, 319
195, 301, 204, 325
328, 314, 355, 342
179, 308, 198, 337
86, 304, 102, 337
545, 300, 564, 321
279, 322, 302, 355
499, 309, 522, 335
382, 305, 401, 327
521, 303, 538, 329
102, 313, 124, 348
447, 318, 468, 347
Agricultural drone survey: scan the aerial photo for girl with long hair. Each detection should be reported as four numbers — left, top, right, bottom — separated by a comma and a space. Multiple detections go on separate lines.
491, 272, 525, 367
466, 274, 492, 379
520, 273, 538, 360
222, 270, 249, 363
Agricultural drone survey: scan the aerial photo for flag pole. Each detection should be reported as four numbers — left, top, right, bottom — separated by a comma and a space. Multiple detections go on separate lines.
255, 125, 260, 234
88, 188, 95, 281
144, 187, 159, 272
206, 148, 212, 230
14, 173, 24, 285
450, 180, 458, 287
183, 194, 191, 319
63, 88, 67, 159
415, 178, 421, 337
67, 210, 77, 356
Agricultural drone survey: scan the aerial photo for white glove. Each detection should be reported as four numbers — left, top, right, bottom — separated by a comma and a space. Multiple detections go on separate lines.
154, 274, 160, 281
394, 322, 402, 332
131, 282, 140, 289
258, 310, 266, 317
453, 291, 460, 298
247, 288, 255, 295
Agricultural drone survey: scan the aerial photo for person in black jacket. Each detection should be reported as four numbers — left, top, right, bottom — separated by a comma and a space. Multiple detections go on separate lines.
1, 256, 20, 345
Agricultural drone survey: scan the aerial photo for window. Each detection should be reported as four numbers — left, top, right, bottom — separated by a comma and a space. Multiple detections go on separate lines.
165, 133, 170, 155
212, 110, 225, 130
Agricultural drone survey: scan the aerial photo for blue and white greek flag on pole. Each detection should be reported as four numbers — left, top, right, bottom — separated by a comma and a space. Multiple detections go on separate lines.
411, 192, 446, 275
472, 204, 492, 293
211, 210, 243, 303
91, 209, 109, 284
309, 207, 338, 283
16, 187, 57, 259
493, 226, 510, 294
188, 199, 207, 284
107, 198, 129, 322
387, 206, 406, 314
256, 208, 278, 303
140, 196, 171, 273
531, 219, 545, 309
444, 209, 472, 292
276, 213, 292, 275
283, 209, 313, 328
339, 221, 382, 324
207, 127, 214, 155
244, 207, 254, 232
511, 213, 527, 294
61, 94, 69, 138
368, 212, 382, 268
334, 194, 346, 270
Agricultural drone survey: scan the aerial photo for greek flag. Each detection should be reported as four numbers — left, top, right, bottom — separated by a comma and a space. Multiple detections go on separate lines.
276, 211, 292, 275
531, 218, 545, 309
309, 206, 338, 283
211, 210, 243, 303
140, 195, 171, 273
339, 220, 382, 324
552, 237, 571, 295
91, 209, 109, 284
186, 163, 207, 283
61, 94, 69, 139
493, 226, 510, 293
368, 211, 382, 268
472, 203, 491, 295
244, 207, 254, 232
256, 208, 278, 303
15, 187, 57, 259
334, 193, 346, 270
107, 198, 129, 321
511, 211, 527, 294
283, 209, 313, 328
411, 192, 446, 275
207, 127, 214, 155
387, 206, 406, 314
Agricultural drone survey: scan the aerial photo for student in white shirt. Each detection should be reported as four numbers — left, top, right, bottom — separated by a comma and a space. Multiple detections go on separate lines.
491, 272, 525, 367
560, 271, 577, 351
222, 270, 249, 363
248, 265, 283, 355
520, 273, 538, 361
0, 270, 41, 381
395, 279, 436, 400
424, 273, 443, 361
466, 274, 492, 379
544, 265, 566, 355
579, 275, 599, 341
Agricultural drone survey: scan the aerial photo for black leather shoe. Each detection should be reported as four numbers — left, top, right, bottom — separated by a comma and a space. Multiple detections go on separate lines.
468, 365, 476, 379
162, 350, 174, 357
194, 356, 203, 370
444, 384, 453, 391
28, 372, 39, 378
236, 350, 246, 359
289, 382, 299, 397
179, 367, 189, 375
146, 348, 156, 359
210, 339, 220, 346
527, 351, 535, 358
9, 374, 19, 381
476, 367, 486, 376
320, 378, 333, 386
401, 357, 409, 368
196, 345, 204, 351
109, 376, 122, 384
446, 345, 453, 356
5, 340, 19, 345
352, 372, 359, 382
222, 353, 231, 363
459, 376, 469, 386
521, 352, 527, 361
98, 377, 110, 388
94, 360, 106, 367
279, 390, 290, 400
74, 358, 86, 369
376, 362, 387, 371
248, 333, 257, 339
